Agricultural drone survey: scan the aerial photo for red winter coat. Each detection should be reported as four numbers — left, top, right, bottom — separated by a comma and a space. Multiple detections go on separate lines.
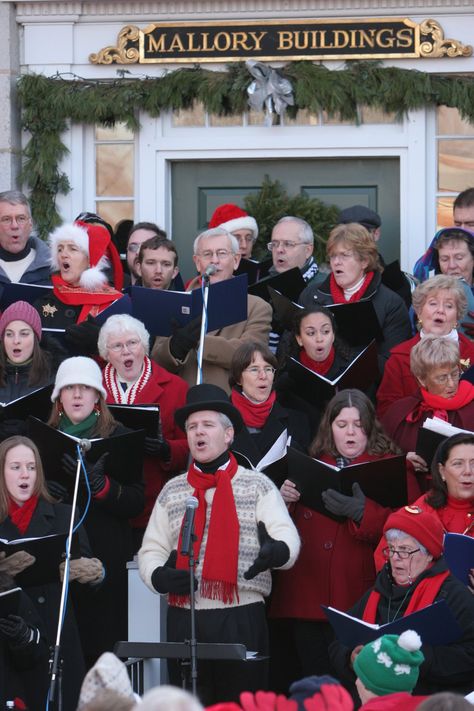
104, 360, 189, 528
376, 332, 474, 417
381, 391, 474, 456
269, 452, 420, 621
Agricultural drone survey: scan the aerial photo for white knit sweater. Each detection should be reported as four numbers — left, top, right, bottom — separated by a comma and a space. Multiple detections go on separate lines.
138, 465, 300, 610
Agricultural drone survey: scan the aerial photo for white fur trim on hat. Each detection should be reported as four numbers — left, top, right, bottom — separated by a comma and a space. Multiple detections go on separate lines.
52, 356, 106, 402
78, 256, 110, 290
220, 215, 258, 240
49, 223, 90, 271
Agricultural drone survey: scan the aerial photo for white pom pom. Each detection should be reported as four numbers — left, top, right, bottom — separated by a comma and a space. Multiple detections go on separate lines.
398, 630, 422, 652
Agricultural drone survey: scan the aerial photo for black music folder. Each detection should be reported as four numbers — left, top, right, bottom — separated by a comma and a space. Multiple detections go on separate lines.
107, 403, 160, 438
444, 533, 474, 587
285, 340, 379, 405
0, 282, 52, 309
249, 267, 306, 303
278, 448, 407, 520
327, 300, 383, 347
27, 418, 145, 493
235, 257, 272, 285
322, 599, 461, 648
0, 384, 53, 422
0, 532, 79, 587
130, 274, 248, 336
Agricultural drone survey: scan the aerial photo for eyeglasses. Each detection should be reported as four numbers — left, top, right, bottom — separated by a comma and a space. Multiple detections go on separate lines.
107, 338, 142, 353
431, 369, 461, 386
236, 235, 255, 244
382, 547, 421, 560
198, 249, 233, 260
244, 366, 275, 376
329, 251, 356, 262
0, 215, 30, 226
127, 243, 141, 253
267, 240, 304, 251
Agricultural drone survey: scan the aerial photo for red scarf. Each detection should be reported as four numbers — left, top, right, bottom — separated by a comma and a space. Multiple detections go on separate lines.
406, 380, 474, 423
8, 495, 39, 535
231, 388, 276, 428
171, 453, 240, 606
52, 274, 123, 323
362, 569, 450, 623
300, 347, 335, 376
329, 270, 374, 304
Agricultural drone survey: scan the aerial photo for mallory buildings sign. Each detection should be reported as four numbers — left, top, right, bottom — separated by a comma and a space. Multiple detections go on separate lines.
90, 18, 472, 65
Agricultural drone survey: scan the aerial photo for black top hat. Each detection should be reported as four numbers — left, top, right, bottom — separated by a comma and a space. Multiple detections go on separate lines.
337, 205, 381, 230
175, 383, 243, 433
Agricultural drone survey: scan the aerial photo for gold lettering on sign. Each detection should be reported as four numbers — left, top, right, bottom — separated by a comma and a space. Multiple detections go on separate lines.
248, 31, 267, 50
277, 31, 294, 50
396, 28, 413, 47
376, 29, 395, 48
147, 34, 166, 52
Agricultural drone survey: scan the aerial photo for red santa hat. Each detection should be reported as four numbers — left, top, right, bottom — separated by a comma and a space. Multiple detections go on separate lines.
49, 221, 123, 291
208, 203, 258, 241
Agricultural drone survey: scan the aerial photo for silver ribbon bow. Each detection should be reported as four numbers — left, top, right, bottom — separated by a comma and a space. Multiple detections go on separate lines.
246, 60, 294, 124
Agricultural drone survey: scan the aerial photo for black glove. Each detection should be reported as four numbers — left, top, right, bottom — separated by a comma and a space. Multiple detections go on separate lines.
244, 522, 290, 580
144, 435, 171, 461
47, 480, 69, 501
0, 615, 32, 649
64, 318, 100, 356
461, 312, 474, 339
0, 419, 27, 440
62, 452, 108, 496
321, 482, 366, 522
169, 317, 202, 361
151, 550, 197, 595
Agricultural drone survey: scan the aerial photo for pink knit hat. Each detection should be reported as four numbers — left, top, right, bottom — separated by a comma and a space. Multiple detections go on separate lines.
208, 203, 258, 241
0, 300, 42, 340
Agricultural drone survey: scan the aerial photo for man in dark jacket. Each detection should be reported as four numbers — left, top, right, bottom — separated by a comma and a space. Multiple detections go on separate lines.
0, 191, 51, 286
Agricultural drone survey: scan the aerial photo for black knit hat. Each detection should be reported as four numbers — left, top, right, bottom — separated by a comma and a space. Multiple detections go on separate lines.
174, 383, 243, 433
337, 205, 381, 230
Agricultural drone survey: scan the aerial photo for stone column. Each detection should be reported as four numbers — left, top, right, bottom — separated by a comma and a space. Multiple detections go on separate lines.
0, 2, 21, 190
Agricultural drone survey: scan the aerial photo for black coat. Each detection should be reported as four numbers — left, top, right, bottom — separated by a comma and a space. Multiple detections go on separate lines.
0, 588, 50, 710
231, 399, 311, 477
329, 558, 474, 697
0, 500, 93, 711
299, 271, 412, 374
64, 423, 145, 665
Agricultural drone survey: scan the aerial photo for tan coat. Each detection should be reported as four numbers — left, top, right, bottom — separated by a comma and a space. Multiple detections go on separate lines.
151, 294, 272, 393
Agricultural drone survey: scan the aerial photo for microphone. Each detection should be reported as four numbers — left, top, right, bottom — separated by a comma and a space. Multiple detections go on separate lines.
79, 439, 92, 453
180, 496, 199, 556
203, 264, 217, 280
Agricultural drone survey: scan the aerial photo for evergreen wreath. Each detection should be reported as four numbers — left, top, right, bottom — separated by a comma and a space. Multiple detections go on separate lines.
17, 61, 474, 239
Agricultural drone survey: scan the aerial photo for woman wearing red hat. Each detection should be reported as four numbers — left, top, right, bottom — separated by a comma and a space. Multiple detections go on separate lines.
330, 505, 474, 698
34, 221, 124, 332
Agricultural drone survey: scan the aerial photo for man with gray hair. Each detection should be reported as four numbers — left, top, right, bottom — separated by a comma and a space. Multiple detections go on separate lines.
268, 216, 325, 286
0, 190, 51, 285
139, 383, 300, 706
152, 227, 271, 393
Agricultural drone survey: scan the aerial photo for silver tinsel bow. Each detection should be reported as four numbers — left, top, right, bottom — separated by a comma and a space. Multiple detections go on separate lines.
246, 60, 294, 124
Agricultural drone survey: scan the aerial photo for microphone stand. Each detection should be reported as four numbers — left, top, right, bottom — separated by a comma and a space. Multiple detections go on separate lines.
196, 271, 212, 385
48, 442, 85, 710
187, 531, 198, 696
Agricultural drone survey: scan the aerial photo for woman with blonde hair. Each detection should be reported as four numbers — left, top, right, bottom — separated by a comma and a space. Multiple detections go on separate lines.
299, 223, 412, 373
377, 274, 474, 416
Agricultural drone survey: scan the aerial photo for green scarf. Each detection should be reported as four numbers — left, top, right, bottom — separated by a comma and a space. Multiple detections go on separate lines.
58, 410, 98, 438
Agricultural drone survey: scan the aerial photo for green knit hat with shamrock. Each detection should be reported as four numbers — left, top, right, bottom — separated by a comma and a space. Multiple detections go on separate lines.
354, 630, 424, 696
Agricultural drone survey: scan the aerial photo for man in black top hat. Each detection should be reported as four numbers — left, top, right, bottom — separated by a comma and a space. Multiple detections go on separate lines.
138, 383, 300, 706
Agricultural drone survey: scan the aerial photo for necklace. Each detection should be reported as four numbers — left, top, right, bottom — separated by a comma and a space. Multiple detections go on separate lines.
387, 585, 412, 623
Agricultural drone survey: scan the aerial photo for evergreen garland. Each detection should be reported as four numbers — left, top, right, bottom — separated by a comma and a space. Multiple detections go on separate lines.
17, 61, 474, 238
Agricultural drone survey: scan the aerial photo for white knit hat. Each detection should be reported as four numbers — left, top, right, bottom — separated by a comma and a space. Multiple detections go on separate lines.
51, 356, 106, 402
77, 652, 135, 708
48, 221, 111, 290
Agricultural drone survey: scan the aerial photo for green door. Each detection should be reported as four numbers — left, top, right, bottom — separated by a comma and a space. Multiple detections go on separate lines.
171, 157, 400, 283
